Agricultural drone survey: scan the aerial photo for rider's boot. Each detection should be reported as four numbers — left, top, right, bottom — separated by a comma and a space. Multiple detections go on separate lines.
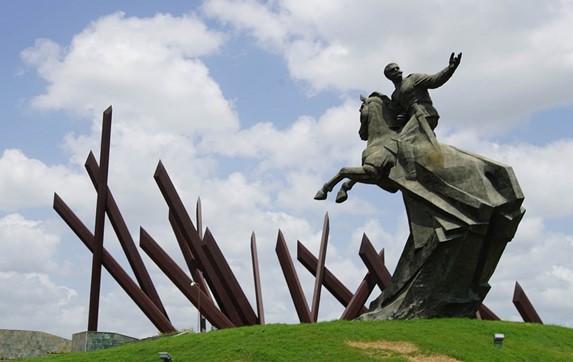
398, 142, 417, 180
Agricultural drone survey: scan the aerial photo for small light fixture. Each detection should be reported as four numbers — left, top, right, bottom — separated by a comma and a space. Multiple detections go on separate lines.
159, 351, 173, 361
493, 333, 504, 348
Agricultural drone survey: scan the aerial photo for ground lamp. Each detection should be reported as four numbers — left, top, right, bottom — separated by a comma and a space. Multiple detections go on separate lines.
158, 351, 173, 361
493, 333, 505, 348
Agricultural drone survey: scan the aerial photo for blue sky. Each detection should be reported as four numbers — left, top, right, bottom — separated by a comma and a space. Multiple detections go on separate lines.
1, 1, 573, 339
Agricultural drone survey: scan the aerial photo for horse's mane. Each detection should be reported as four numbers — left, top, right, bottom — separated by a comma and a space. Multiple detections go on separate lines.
363, 92, 403, 130
367, 92, 392, 104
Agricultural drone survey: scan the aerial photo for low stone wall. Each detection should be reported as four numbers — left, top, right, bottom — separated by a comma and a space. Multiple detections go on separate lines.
71, 331, 139, 352
0, 329, 71, 359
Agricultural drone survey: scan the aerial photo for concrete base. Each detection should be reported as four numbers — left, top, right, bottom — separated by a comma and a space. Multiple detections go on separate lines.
71, 331, 139, 352
0, 329, 71, 359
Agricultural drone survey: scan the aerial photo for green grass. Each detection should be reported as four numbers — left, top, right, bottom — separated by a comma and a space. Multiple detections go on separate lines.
26, 319, 573, 361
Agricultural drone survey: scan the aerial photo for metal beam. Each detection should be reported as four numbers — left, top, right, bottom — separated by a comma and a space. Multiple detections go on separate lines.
196, 197, 207, 332
297, 241, 365, 314
358, 233, 392, 289
154, 161, 243, 325
251, 232, 265, 325
168, 211, 212, 299
168, 211, 243, 325
513, 281, 543, 324
477, 304, 500, 320
139, 227, 234, 329
85, 151, 169, 320
341, 242, 384, 320
310, 213, 329, 322
53, 193, 176, 333
202, 228, 258, 326
276, 230, 312, 323
88, 106, 112, 331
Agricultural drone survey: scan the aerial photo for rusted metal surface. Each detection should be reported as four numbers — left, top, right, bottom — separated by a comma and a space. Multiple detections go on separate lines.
276, 230, 312, 323
513, 281, 543, 324
196, 197, 204, 239
85, 152, 169, 320
88, 106, 112, 331
310, 213, 330, 322
341, 243, 384, 320
477, 304, 500, 320
202, 228, 258, 326
251, 232, 265, 325
154, 162, 239, 322
168, 211, 211, 301
169, 216, 242, 326
297, 241, 363, 313
139, 227, 234, 329
196, 197, 207, 331
358, 234, 392, 289
53, 193, 176, 333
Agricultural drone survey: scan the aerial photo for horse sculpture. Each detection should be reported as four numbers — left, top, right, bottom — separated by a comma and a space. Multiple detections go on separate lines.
313, 94, 402, 203
315, 94, 525, 320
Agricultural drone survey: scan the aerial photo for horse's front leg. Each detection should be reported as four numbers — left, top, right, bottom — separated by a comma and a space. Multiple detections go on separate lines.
314, 165, 375, 201
335, 180, 356, 203
335, 164, 378, 202
314, 171, 348, 200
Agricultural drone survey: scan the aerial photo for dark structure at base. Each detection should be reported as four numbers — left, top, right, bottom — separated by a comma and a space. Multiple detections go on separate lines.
360, 145, 525, 321
0, 330, 71, 359
71, 331, 138, 352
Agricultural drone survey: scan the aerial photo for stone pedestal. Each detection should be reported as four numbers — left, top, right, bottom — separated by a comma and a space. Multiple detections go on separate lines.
71, 331, 138, 352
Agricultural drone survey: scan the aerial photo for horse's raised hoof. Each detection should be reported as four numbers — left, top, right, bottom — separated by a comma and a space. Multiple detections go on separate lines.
314, 189, 327, 200
335, 190, 348, 203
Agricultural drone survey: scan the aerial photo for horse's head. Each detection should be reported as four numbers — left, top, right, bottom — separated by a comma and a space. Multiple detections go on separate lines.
358, 94, 395, 141
359, 95, 369, 140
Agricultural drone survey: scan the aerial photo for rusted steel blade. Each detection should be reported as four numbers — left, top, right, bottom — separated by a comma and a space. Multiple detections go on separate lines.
358, 234, 392, 289
310, 213, 330, 322
297, 241, 366, 314
196, 197, 207, 332
139, 227, 234, 329
341, 242, 384, 320
276, 230, 312, 323
196, 197, 204, 240
88, 106, 112, 331
53, 193, 176, 333
85, 151, 169, 320
251, 232, 265, 325
168, 211, 212, 302
477, 303, 500, 320
202, 228, 258, 326
513, 281, 543, 324
169, 212, 243, 326
154, 162, 245, 325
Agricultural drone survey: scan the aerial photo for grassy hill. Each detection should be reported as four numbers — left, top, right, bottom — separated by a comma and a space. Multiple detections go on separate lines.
27, 318, 573, 361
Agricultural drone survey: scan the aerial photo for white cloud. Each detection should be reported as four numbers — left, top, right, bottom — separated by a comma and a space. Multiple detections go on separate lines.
204, 0, 573, 133
21, 12, 237, 136
0, 272, 84, 337
0, 149, 93, 213
201, 98, 363, 173
0, 214, 60, 273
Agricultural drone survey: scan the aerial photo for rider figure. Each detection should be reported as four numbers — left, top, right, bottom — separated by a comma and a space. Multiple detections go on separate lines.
383, 53, 462, 180
384, 52, 462, 131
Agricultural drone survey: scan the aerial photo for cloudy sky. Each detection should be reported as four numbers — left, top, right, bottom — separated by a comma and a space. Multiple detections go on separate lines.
1, 0, 572, 339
